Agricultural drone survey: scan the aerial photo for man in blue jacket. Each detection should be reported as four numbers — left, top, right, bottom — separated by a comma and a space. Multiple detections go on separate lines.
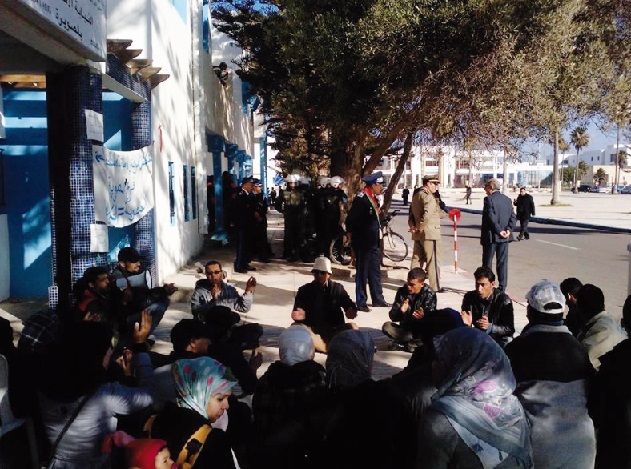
480, 178, 516, 292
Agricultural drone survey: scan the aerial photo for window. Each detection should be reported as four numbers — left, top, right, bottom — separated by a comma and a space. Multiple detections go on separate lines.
183, 165, 190, 222
168, 162, 175, 225
191, 166, 197, 219
610, 154, 616, 163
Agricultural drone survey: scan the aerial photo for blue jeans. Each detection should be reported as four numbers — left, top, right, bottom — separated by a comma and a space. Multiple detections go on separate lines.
126, 300, 168, 335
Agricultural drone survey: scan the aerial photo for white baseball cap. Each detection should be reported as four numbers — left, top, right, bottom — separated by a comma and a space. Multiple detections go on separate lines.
526, 280, 565, 315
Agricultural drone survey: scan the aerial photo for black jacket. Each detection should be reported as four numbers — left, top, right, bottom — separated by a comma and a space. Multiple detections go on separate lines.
293, 280, 355, 337
389, 285, 437, 334
481, 190, 516, 245
513, 193, 535, 220
345, 191, 380, 249
461, 289, 515, 346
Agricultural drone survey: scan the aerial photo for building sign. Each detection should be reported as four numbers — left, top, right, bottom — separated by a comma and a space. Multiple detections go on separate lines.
16, 0, 106, 60
93, 145, 155, 227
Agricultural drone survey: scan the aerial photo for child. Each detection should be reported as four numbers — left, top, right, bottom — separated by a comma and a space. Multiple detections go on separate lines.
103, 431, 181, 469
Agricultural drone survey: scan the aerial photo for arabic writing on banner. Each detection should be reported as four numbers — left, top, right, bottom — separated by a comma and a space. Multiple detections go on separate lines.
16, 0, 107, 60
92, 145, 155, 227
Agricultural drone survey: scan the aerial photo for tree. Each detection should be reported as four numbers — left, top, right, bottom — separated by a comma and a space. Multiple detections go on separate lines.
595, 168, 607, 184
570, 127, 589, 192
577, 160, 589, 185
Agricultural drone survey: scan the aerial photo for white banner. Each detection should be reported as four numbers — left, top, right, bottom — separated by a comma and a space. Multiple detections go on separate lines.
93, 145, 154, 227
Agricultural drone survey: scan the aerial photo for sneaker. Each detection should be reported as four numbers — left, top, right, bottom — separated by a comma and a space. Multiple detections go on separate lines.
357, 305, 371, 312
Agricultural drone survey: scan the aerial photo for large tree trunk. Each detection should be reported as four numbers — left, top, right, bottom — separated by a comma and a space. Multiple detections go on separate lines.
382, 131, 413, 214
363, 119, 409, 174
330, 126, 367, 200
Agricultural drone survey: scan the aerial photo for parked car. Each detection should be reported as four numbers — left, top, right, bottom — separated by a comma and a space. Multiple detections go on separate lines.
588, 185, 609, 193
621, 186, 631, 194
577, 184, 591, 192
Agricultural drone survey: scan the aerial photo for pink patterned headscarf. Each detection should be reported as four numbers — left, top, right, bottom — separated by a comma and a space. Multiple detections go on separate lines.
172, 357, 237, 418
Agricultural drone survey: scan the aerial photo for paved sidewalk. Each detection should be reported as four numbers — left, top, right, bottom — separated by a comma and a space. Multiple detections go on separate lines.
1, 186, 627, 381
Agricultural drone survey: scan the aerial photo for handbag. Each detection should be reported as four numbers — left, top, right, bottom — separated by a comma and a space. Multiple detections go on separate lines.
45, 390, 95, 468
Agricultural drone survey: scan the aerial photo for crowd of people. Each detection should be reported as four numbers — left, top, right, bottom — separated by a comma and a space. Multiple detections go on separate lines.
1, 171, 630, 469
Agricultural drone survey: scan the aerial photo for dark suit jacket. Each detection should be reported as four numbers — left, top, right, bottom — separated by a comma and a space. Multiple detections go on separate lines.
480, 190, 516, 245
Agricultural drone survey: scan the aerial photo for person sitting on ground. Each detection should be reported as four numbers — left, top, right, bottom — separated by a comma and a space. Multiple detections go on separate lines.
110, 247, 178, 338
460, 266, 515, 347
387, 308, 466, 467
504, 280, 596, 469
588, 294, 631, 468
37, 317, 154, 468
576, 283, 626, 370
191, 260, 262, 350
148, 357, 238, 469
102, 431, 181, 469
138, 318, 258, 468
382, 267, 437, 352
417, 327, 533, 468
560, 277, 584, 336
252, 325, 330, 468
0, 317, 31, 419
73, 266, 115, 327
309, 330, 406, 469
291, 256, 358, 353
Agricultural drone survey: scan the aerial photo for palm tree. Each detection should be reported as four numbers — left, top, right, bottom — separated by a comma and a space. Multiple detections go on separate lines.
570, 127, 589, 193
558, 138, 570, 187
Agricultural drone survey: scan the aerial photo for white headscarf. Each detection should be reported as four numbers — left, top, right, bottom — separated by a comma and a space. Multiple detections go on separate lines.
279, 325, 315, 366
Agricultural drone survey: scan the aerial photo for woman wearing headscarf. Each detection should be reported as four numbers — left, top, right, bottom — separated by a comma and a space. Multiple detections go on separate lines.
311, 330, 407, 469
252, 325, 330, 468
417, 327, 533, 468
149, 357, 237, 469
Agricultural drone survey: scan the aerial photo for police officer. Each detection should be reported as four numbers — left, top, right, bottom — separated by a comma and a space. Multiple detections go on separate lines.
300, 176, 317, 262
251, 178, 272, 262
318, 176, 346, 258
233, 177, 256, 273
345, 171, 390, 312
275, 174, 305, 262
409, 176, 444, 292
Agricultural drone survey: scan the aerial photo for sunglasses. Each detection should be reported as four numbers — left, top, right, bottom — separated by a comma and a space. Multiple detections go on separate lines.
206, 270, 223, 275
312, 270, 329, 275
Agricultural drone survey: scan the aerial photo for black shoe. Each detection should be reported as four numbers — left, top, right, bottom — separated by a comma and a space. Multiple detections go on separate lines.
436, 288, 447, 293
388, 341, 406, 352
245, 265, 257, 271
357, 305, 371, 312
234, 268, 248, 274
524, 234, 530, 240
372, 301, 390, 308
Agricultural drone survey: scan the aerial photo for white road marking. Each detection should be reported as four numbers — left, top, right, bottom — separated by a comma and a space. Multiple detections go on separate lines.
535, 239, 579, 251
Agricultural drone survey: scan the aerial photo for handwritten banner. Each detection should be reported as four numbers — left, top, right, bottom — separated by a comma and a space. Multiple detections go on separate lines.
16, 0, 107, 60
92, 145, 155, 227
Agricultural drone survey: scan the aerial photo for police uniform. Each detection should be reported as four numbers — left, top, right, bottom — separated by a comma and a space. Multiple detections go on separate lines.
345, 172, 388, 310
316, 185, 344, 256
233, 177, 256, 273
251, 179, 272, 262
275, 181, 305, 261
410, 177, 444, 292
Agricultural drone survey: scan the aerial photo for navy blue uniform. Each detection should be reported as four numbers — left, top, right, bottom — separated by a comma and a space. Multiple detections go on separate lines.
345, 191, 386, 308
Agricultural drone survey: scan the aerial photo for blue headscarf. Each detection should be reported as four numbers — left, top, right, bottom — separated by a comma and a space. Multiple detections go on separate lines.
326, 330, 375, 390
172, 357, 237, 419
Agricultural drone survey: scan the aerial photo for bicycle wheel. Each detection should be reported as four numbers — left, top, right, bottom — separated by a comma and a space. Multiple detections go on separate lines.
329, 233, 352, 265
382, 230, 408, 262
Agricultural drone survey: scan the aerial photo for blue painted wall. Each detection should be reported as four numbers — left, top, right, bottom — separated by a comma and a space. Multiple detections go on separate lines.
0, 89, 137, 297
0, 89, 51, 297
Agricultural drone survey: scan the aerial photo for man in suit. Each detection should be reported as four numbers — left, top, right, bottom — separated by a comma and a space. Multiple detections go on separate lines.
481, 178, 516, 292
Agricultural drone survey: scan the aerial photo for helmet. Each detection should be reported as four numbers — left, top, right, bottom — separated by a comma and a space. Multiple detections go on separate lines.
285, 174, 300, 183
318, 176, 331, 188
330, 176, 344, 188
299, 176, 311, 186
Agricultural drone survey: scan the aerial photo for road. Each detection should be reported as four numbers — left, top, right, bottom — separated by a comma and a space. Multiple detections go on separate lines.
387, 202, 630, 317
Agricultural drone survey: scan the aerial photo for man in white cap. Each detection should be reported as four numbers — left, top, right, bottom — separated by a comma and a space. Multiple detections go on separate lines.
345, 171, 390, 311
291, 256, 358, 352
504, 280, 596, 469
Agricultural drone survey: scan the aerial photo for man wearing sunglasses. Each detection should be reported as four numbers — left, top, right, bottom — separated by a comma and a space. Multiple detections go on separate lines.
191, 260, 262, 351
291, 256, 358, 353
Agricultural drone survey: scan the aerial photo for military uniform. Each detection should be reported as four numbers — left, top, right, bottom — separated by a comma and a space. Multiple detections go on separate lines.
275, 185, 305, 261
316, 186, 344, 256
233, 179, 256, 272
410, 184, 444, 292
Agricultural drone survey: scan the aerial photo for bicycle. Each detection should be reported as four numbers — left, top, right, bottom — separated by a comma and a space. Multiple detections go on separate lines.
329, 209, 409, 265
